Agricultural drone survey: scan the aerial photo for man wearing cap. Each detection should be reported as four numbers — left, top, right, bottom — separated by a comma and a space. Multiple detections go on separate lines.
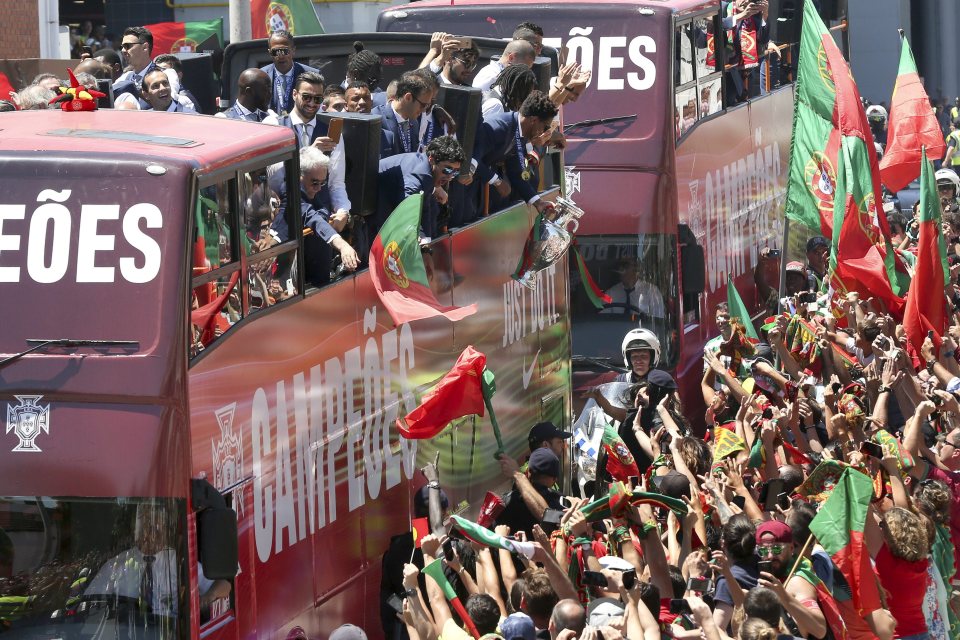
784, 261, 810, 296
527, 421, 571, 459
805, 236, 830, 292
496, 448, 563, 536
754, 520, 827, 639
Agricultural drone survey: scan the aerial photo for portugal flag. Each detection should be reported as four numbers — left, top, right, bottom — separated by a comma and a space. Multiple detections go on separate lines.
808, 467, 883, 618
144, 19, 222, 55
251, 0, 324, 39
601, 424, 639, 482
397, 346, 487, 440
903, 149, 950, 353
880, 34, 946, 193
370, 193, 477, 325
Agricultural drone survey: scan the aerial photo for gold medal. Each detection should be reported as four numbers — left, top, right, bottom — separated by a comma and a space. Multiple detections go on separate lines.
522, 170, 531, 181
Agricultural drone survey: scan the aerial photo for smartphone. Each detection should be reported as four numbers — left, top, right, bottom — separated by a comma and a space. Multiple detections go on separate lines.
81, 45, 93, 56
766, 249, 782, 259
542, 508, 564, 526
454, 37, 473, 50
687, 577, 714, 593
658, 432, 672, 451
386, 593, 404, 614
831, 381, 843, 395
761, 406, 774, 420
760, 479, 785, 512
928, 330, 936, 340
327, 118, 344, 145
628, 475, 640, 490
582, 571, 608, 587
622, 569, 636, 590
442, 539, 455, 563
859, 441, 884, 459
758, 560, 773, 574
731, 495, 747, 510
652, 475, 664, 490
669, 599, 692, 615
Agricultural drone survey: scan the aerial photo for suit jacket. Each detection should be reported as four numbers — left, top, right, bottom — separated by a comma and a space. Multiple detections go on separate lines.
260, 61, 319, 115
375, 152, 438, 239
219, 103, 268, 122
472, 111, 536, 204
273, 183, 337, 287
277, 113, 329, 149
372, 103, 420, 159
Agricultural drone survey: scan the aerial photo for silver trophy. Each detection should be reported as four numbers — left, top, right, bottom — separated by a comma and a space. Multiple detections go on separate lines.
514, 197, 586, 290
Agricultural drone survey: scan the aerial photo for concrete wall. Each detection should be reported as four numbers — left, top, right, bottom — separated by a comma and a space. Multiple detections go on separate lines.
847, 0, 910, 105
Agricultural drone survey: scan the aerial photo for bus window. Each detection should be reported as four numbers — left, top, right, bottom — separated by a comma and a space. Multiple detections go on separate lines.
191, 177, 242, 360
694, 17, 717, 78
676, 87, 697, 138
675, 23, 695, 87
569, 235, 679, 370
240, 168, 278, 257
247, 250, 299, 312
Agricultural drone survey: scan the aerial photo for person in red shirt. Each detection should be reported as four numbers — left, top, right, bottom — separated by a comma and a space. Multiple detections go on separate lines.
868, 506, 932, 640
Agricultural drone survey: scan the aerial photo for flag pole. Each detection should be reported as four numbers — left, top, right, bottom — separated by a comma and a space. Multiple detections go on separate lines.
785, 532, 815, 583
777, 218, 790, 315
481, 369, 506, 458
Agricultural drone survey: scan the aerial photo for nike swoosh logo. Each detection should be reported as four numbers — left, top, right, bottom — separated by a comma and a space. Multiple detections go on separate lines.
522, 349, 541, 390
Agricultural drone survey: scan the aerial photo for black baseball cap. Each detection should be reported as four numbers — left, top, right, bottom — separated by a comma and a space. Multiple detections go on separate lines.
806, 236, 829, 253
528, 448, 561, 478
527, 421, 572, 451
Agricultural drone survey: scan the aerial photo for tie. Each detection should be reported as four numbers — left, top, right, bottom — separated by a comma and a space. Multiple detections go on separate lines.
140, 555, 155, 613
400, 121, 411, 153
132, 73, 142, 89
298, 123, 311, 148
245, 110, 260, 122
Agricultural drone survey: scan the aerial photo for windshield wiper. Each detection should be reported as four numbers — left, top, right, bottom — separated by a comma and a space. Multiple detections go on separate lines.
571, 355, 626, 373
0, 339, 140, 369
564, 114, 637, 133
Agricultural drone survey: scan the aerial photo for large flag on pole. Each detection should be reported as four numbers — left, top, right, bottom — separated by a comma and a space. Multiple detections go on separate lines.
370, 194, 477, 325
251, 0, 324, 39
879, 34, 946, 193
450, 516, 537, 558
727, 276, 759, 341
397, 346, 487, 439
903, 148, 949, 352
808, 467, 883, 618
144, 20, 223, 55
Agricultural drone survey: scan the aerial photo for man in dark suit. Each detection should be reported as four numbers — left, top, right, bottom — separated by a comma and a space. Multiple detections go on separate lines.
467, 90, 557, 215
374, 135, 464, 240
260, 30, 318, 116
271, 147, 358, 288
372, 71, 434, 159
215, 68, 277, 123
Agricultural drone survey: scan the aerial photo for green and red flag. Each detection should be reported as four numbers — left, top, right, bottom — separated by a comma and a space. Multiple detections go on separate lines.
251, 0, 324, 39
793, 558, 850, 640
370, 194, 477, 325
144, 19, 222, 55
808, 467, 883, 617
397, 346, 486, 439
903, 149, 950, 353
422, 558, 480, 639
450, 516, 537, 558
601, 424, 639, 482
573, 243, 611, 309
879, 35, 946, 193
628, 490, 688, 516
727, 276, 759, 341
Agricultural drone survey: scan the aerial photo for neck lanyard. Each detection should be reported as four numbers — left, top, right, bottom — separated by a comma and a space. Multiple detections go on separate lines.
399, 118, 411, 153
514, 120, 530, 180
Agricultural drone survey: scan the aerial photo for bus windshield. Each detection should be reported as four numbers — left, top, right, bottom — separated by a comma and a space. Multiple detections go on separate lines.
0, 497, 187, 639
570, 235, 679, 369
0, 162, 183, 356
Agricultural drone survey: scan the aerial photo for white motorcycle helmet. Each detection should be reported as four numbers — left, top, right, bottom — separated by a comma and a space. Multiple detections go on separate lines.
621, 328, 661, 369
866, 104, 887, 125
936, 167, 960, 197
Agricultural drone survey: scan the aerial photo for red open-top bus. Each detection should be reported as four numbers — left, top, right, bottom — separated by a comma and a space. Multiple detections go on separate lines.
380, 0, 846, 422
0, 109, 571, 638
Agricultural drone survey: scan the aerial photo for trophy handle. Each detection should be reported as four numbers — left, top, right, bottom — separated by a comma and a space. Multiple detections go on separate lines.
565, 218, 580, 235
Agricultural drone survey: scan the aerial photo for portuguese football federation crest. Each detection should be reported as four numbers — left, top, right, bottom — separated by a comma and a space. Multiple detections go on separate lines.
6, 395, 50, 452
805, 151, 836, 213
382, 241, 410, 289
212, 403, 244, 513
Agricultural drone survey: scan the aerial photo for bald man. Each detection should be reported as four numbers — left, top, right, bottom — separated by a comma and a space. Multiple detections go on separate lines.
74, 58, 112, 80
472, 39, 536, 92
216, 68, 278, 124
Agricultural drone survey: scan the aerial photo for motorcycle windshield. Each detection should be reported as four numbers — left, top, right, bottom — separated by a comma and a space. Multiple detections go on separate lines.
570, 234, 679, 369
0, 496, 187, 640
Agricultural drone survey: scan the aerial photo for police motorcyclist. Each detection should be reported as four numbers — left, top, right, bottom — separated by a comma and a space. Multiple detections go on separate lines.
936, 167, 960, 213
581, 328, 661, 423
866, 104, 887, 148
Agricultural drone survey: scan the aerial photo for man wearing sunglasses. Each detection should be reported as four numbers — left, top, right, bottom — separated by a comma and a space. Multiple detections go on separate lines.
112, 26, 191, 110
372, 71, 434, 159
260, 30, 318, 116
374, 135, 464, 241
419, 33, 480, 88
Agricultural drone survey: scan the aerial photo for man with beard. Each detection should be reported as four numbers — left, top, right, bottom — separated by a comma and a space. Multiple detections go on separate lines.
260, 30, 318, 116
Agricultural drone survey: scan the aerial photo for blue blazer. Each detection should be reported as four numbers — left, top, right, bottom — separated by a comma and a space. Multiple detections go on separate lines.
260, 61, 319, 115
277, 114, 329, 150
375, 152, 439, 238
472, 111, 536, 204
372, 103, 420, 159
273, 184, 337, 287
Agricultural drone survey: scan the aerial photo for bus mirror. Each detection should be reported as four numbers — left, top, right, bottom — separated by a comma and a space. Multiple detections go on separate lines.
678, 224, 705, 295
198, 507, 238, 580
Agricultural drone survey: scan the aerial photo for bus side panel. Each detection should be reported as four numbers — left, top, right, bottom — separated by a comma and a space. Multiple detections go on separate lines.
674, 88, 793, 415
188, 200, 571, 638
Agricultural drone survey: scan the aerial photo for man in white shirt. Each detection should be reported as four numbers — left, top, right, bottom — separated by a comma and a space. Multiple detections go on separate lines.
113, 26, 192, 111
600, 257, 666, 319
215, 68, 278, 124
471, 40, 536, 93
123, 69, 195, 113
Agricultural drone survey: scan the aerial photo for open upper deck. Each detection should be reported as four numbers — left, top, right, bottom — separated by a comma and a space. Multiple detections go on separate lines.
0, 110, 295, 174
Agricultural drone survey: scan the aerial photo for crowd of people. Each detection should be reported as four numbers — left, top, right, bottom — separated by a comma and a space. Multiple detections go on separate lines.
2, 22, 591, 293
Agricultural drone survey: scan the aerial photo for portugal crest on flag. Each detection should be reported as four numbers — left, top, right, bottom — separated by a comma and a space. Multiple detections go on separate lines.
805, 151, 836, 213
382, 241, 409, 289
170, 37, 199, 53
267, 2, 296, 34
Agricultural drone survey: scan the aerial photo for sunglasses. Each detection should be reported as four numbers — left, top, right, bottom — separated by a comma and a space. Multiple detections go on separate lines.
297, 93, 323, 104
120, 41, 142, 51
440, 166, 460, 178
454, 55, 478, 70
413, 96, 431, 110
308, 178, 326, 187
269, 48, 291, 57
757, 544, 784, 558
